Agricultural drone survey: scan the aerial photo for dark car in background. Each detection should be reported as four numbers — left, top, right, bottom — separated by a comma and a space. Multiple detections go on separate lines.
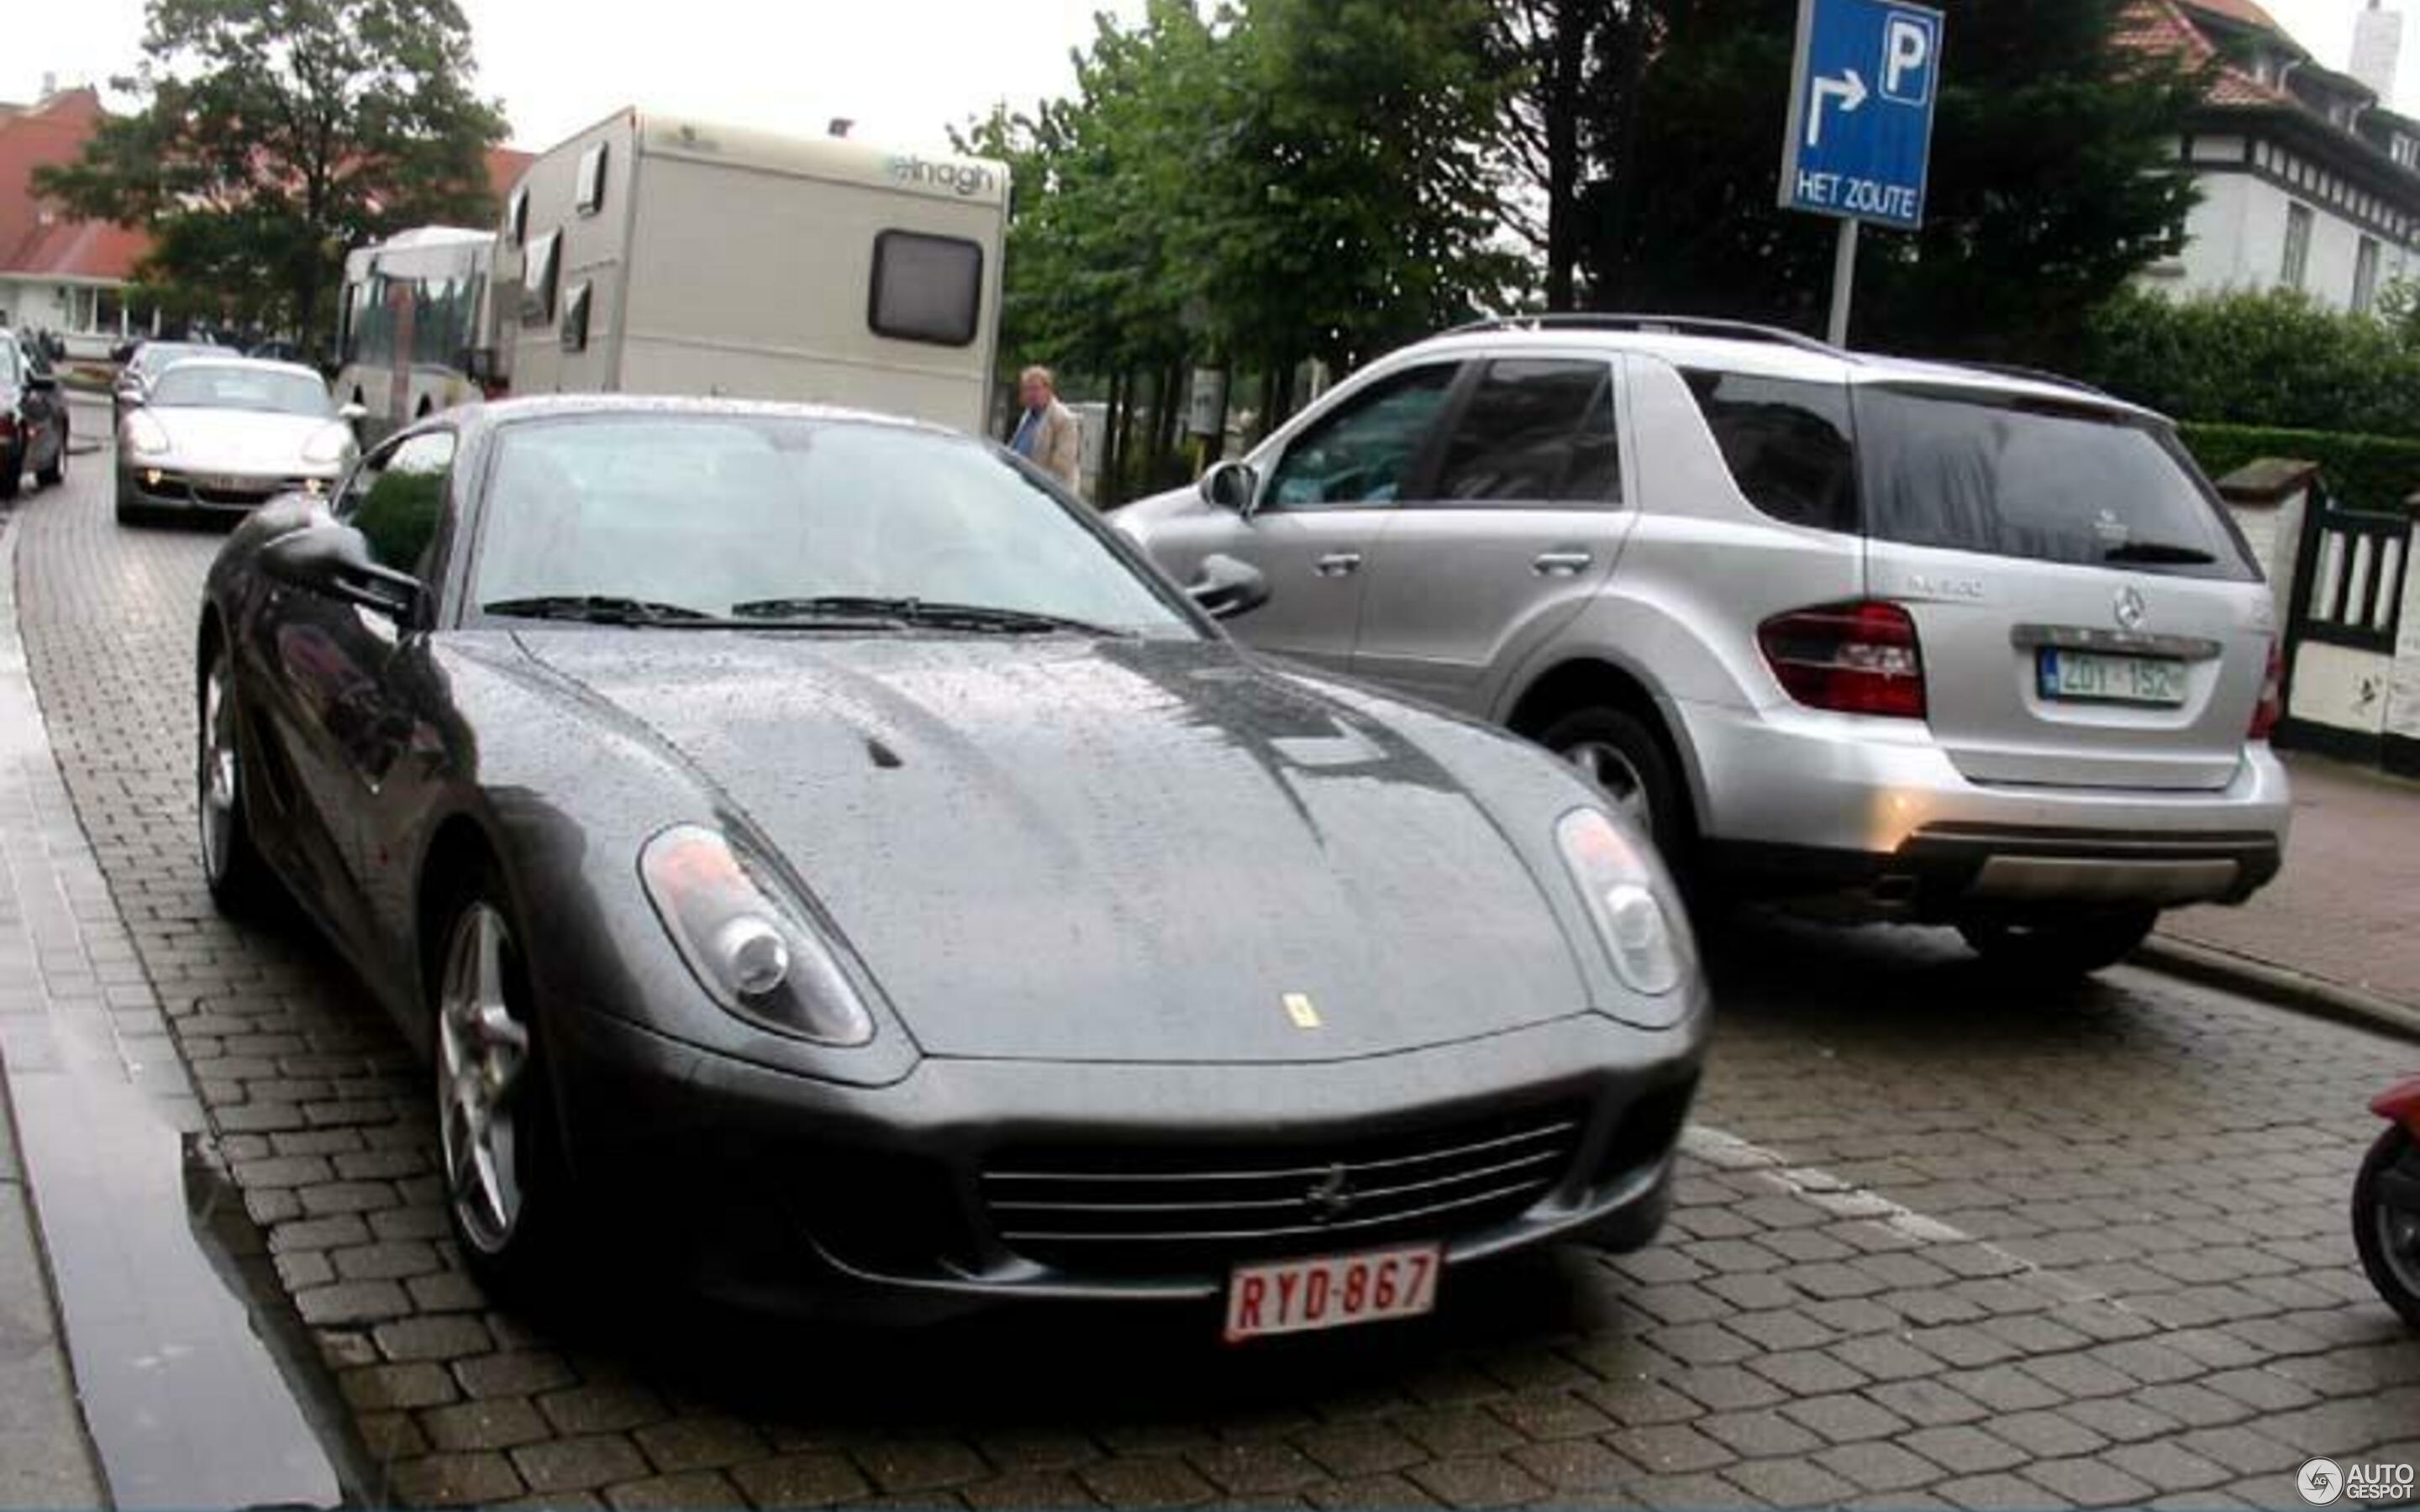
194, 395, 1707, 1330
113, 339, 219, 428
0, 328, 68, 499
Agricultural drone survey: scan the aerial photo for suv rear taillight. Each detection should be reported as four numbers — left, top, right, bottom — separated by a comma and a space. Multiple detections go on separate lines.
2249, 638, 2283, 741
1758, 601, 1927, 719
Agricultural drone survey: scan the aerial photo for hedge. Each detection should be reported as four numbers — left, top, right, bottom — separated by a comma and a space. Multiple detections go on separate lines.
2178, 423, 2420, 515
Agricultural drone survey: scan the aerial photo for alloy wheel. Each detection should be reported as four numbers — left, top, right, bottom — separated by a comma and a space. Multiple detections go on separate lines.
437, 903, 532, 1254
1564, 739, 1653, 830
199, 656, 239, 881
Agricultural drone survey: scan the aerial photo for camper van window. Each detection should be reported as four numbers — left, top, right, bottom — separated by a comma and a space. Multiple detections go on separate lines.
522, 231, 560, 324
576, 144, 609, 216
508, 185, 529, 246
869, 230, 982, 347
561, 282, 592, 353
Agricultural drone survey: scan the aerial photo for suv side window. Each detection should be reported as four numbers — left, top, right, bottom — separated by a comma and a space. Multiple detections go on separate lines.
339, 430, 456, 580
1680, 370, 1856, 533
1265, 365, 1458, 509
1433, 359, 1619, 505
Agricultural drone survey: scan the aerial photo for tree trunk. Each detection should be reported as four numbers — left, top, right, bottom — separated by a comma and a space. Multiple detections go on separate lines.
1544, 0, 1587, 312
1154, 359, 1184, 475
1102, 369, 1127, 505
1593, 0, 1653, 307
1147, 365, 1176, 484
1267, 360, 1298, 431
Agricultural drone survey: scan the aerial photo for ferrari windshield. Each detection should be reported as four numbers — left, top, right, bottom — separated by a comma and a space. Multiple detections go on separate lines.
148, 364, 334, 417
472, 415, 1195, 635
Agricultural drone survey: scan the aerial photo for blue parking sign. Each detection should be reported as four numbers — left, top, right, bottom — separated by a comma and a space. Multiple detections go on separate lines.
1779, 0, 1944, 231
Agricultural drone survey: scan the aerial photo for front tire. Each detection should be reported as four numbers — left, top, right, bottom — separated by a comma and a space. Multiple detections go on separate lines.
197, 639, 278, 916
0, 443, 21, 500
1955, 907, 2158, 977
429, 866, 566, 1302
34, 428, 64, 487
2355, 1126, 2420, 1330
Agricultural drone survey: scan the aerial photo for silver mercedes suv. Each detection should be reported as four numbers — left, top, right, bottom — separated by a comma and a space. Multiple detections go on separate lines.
1116, 316, 2290, 975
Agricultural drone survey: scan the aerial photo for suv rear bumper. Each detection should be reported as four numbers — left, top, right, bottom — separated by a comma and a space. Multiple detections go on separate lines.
1676, 700, 2290, 916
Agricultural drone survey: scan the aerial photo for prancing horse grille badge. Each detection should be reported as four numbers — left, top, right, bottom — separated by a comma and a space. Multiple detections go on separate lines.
1283, 992, 1321, 1029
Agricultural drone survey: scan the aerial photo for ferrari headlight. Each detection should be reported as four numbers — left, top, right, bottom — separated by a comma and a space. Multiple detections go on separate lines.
639, 824, 874, 1045
124, 410, 171, 459
1555, 808, 1695, 1016
301, 423, 355, 466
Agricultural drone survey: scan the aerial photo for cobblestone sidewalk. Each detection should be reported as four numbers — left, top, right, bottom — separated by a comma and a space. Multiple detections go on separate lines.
2162, 752, 2420, 1016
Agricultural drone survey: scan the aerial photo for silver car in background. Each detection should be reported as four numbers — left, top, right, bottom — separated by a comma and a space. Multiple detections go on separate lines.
116, 358, 362, 524
1118, 316, 2290, 977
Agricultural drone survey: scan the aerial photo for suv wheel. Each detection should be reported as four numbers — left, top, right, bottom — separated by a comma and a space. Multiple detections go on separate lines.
1955, 907, 2158, 977
1539, 706, 1686, 859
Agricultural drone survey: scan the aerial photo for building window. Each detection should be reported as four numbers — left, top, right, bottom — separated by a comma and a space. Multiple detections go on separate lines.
2281, 202, 2314, 291
2354, 237, 2382, 315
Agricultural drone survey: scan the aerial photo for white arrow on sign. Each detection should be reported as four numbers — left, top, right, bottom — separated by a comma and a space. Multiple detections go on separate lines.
1805, 68, 1869, 149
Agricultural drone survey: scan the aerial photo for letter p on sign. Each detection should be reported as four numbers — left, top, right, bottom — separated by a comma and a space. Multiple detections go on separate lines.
1881, 8, 1938, 105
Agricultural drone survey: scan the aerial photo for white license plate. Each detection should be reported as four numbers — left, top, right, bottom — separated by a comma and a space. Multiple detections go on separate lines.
1223, 1243, 1439, 1341
2037, 648, 2186, 706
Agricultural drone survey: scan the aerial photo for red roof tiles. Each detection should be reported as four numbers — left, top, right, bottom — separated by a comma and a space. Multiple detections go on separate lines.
0, 89, 148, 281
2115, 0, 2291, 107
0, 88, 533, 286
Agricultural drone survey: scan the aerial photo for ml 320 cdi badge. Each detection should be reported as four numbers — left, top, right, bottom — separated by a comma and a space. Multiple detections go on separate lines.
195, 396, 1706, 1336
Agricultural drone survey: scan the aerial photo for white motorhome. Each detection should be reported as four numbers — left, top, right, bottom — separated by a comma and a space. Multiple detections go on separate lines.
492, 108, 1008, 433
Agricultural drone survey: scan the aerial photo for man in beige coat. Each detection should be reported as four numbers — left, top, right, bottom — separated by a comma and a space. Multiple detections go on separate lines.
1009, 365, 1084, 499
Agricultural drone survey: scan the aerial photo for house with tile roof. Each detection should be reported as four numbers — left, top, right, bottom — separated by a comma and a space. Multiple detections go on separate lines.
2123, 0, 2420, 313
0, 83, 534, 360
0, 88, 151, 358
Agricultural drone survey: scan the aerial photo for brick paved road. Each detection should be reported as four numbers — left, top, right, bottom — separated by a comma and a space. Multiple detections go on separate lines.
11, 443, 2420, 1509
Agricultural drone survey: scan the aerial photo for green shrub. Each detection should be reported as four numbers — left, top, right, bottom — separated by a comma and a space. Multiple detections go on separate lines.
2178, 422, 2420, 513
2078, 287, 2420, 438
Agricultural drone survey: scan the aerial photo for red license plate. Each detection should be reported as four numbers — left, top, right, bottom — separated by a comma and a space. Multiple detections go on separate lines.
1223, 1243, 1440, 1341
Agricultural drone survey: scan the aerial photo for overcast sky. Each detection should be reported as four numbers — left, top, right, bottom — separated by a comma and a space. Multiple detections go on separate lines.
8, 0, 2414, 150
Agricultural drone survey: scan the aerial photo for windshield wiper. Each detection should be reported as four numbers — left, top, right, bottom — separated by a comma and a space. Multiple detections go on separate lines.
729, 596, 1136, 638
482, 595, 718, 626
2102, 541, 2217, 565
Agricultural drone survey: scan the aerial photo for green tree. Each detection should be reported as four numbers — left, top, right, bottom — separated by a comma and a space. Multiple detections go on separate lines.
1490, 0, 1649, 310
1581, 0, 2210, 361
957, 0, 1521, 498
38, 0, 506, 349
2078, 286, 2420, 437
1205, 0, 1526, 380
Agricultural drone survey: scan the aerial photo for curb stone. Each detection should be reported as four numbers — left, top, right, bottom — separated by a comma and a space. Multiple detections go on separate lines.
2134, 936, 2420, 1045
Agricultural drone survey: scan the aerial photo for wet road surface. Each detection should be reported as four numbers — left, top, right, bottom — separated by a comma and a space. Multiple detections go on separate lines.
6, 431, 2417, 1508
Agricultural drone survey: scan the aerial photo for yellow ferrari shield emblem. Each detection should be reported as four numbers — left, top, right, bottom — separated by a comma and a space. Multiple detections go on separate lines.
1283, 993, 1322, 1029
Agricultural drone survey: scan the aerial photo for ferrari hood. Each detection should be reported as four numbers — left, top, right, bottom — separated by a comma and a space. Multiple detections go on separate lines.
517, 633, 1593, 1063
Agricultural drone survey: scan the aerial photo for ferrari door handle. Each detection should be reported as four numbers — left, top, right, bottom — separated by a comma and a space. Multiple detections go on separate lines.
1533, 550, 1593, 576
1315, 552, 1363, 578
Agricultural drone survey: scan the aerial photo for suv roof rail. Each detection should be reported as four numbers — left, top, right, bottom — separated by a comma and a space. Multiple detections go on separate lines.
1441, 312, 1847, 357
1933, 360, 2116, 402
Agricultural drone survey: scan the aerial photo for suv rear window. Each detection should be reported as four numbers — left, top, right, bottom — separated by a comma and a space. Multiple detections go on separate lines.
1681, 370, 1855, 532
1856, 388, 2255, 580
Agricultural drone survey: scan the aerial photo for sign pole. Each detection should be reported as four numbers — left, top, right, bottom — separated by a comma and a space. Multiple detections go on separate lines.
1826, 218, 1859, 348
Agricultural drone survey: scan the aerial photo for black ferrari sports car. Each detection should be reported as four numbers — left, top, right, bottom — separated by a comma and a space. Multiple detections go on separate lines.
197, 396, 1705, 1333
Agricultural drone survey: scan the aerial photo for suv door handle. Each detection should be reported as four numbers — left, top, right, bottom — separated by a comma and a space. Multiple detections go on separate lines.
1533, 550, 1593, 576
1315, 552, 1363, 578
